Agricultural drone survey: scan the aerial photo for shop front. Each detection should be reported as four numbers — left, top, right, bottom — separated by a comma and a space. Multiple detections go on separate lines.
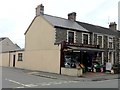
60, 41, 104, 76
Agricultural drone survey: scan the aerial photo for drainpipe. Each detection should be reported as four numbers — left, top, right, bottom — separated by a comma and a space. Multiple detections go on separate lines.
8, 51, 10, 67
60, 43, 63, 75
60, 48, 62, 74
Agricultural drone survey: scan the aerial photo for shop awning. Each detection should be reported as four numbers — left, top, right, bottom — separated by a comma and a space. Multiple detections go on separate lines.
67, 46, 105, 52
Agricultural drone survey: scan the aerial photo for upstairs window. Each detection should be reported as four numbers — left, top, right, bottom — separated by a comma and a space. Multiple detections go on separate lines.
18, 53, 23, 61
82, 33, 90, 45
67, 31, 75, 43
97, 35, 103, 48
108, 37, 113, 49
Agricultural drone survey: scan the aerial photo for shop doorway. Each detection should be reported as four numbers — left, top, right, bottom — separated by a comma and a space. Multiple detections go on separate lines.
13, 55, 16, 67
80, 52, 93, 72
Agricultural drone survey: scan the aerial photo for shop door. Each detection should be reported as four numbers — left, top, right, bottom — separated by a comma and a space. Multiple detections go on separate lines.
82, 52, 88, 71
82, 52, 92, 72
87, 53, 93, 71
13, 55, 16, 67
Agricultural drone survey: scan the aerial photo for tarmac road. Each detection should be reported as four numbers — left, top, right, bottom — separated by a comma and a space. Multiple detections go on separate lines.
1, 67, 119, 88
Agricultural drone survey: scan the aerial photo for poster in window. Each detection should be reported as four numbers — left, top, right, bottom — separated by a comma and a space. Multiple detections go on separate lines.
106, 62, 112, 71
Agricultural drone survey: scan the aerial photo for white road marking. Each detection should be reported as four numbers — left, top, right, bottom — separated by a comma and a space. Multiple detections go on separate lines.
5, 78, 37, 88
68, 81, 78, 83
6, 78, 80, 88
41, 83, 51, 86
16, 86, 25, 88
24, 84, 38, 87
53, 82, 62, 85
5, 78, 26, 87
34, 81, 79, 87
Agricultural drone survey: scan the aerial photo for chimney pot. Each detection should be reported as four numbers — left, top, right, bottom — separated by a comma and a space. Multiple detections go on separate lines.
109, 22, 117, 30
68, 12, 76, 21
36, 4, 44, 16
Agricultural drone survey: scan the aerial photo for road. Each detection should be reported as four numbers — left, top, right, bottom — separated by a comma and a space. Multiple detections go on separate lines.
1, 67, 119, 88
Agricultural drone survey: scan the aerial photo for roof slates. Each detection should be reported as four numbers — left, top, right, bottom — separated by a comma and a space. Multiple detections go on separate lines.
43, 14, 88, 32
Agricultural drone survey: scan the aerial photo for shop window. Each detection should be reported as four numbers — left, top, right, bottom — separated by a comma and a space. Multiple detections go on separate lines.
67, 31, 75, 43
64, 53, 80, 68
96, 52, 102, 64
18, 53, 23, 61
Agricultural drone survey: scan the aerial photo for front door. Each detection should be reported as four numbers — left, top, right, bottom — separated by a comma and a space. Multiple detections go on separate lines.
13, 55, 16, 67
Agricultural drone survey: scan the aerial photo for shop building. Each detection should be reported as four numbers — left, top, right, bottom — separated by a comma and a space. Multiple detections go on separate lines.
24, 4, 120, 75
1, 4, 120, 76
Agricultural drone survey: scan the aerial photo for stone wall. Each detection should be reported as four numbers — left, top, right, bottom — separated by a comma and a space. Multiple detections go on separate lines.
55, 28, 67, 43
94, 34, 97, 45
76, 31, 82, 44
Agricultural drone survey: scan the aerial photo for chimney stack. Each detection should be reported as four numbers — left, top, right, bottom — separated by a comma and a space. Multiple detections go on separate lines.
36, 4, 44, 16
109, 22, 117, 30
68, 12, 76, 21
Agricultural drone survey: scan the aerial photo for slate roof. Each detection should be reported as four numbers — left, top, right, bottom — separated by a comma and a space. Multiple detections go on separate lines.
0, 37, 6, 42
43, 14, 119, 36
43, 14, 88, 32
25, 14, 119, 36
77, 21, 118, 36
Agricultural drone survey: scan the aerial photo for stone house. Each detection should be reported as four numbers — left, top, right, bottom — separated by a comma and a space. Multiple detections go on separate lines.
23, 4, 120, 75
1, 4, 120, 76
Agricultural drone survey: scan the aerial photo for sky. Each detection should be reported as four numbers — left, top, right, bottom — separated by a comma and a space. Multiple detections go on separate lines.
0, 0, 119, 48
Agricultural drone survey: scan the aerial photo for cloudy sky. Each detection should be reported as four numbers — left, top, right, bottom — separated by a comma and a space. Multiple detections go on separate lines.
0, 0, 119, 48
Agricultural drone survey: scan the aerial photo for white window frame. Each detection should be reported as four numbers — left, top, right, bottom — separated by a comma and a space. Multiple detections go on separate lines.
82, 33, 90, 44
67, 30, 76, 43
97, 35, 103, 48
92, 33, 94, 45
102, 52, 104, 64
108, 36, 114, 49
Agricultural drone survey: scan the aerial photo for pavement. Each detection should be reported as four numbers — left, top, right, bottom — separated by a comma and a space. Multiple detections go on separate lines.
19, 68, 120, 81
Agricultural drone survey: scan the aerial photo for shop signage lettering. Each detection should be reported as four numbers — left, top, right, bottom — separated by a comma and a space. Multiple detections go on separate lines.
66, 43, 99, 48
63, 49, 72, 51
